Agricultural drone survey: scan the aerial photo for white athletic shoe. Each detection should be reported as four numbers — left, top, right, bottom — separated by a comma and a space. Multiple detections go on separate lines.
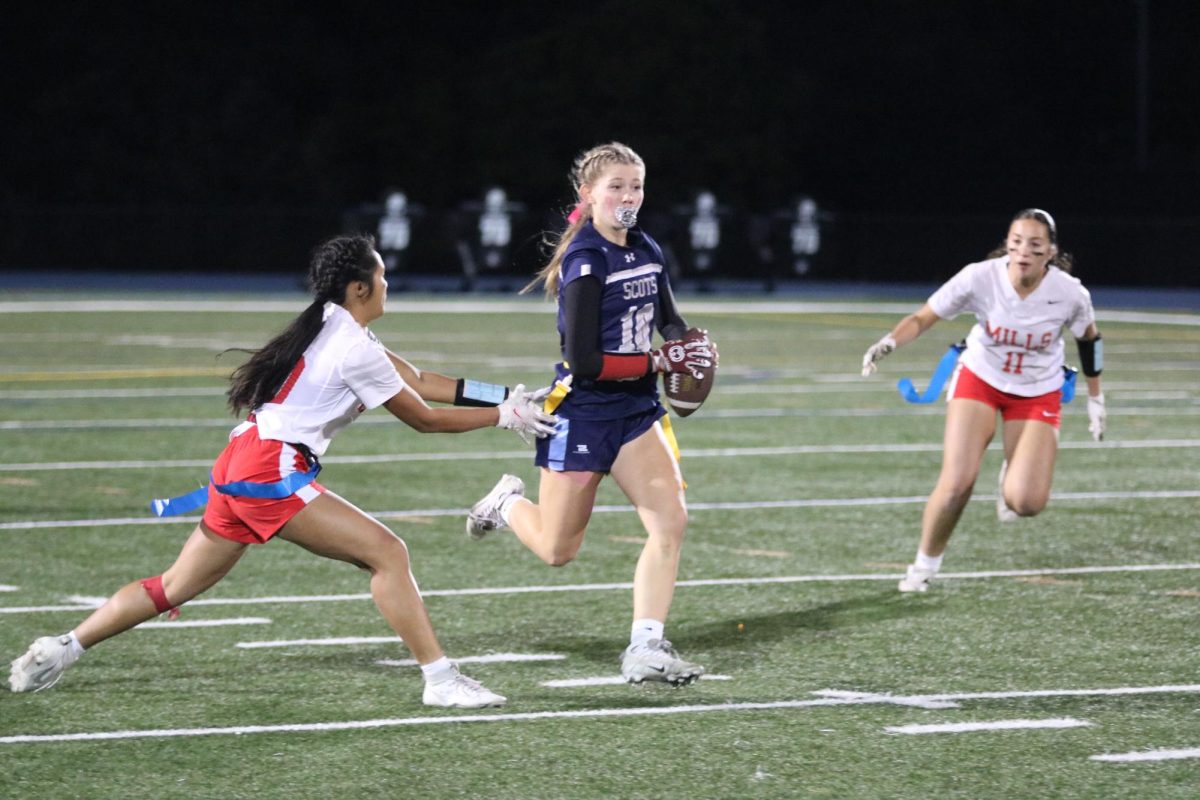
9, 635, 80, 693
422, 671, 506, 709
996, 460, 1019, 523
620, 639, 705, 686
466, 474, 524, 540
898, 564, 936, 593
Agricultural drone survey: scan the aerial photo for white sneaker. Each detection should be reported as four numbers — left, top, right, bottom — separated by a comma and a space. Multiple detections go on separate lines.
9, 635, 80, 693
996, 460, 1019, 523
898, 564, 936, 593
466, 474, 524, 540
422, 671, 506, 709
620, 639, 705, 686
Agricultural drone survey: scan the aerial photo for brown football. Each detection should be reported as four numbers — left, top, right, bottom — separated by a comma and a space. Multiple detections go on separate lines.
662, 328, 717, 417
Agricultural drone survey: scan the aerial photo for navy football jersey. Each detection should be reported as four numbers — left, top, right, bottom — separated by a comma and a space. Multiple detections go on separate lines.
552, 222, 672, 420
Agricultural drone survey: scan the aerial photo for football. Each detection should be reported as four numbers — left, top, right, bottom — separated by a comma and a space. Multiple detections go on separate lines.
662, 328, 718, 417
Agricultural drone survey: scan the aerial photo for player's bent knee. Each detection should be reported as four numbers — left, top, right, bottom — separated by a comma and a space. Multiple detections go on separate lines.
1009, 496, 1048, 517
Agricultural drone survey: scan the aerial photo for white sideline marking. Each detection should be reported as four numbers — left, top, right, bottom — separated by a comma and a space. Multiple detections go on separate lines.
541, 674, 732, 688
885, 718, 1091, 735
376, 653, 566, 667
812, 690, 959, 710
4, 563, 1200, 615
2, 298, 1195, 325
237, 636, 402, 649
137, 617, 271, 629
4, 438, 1199, 475
64, 595, 108, 606
0, 584, 16, 592
1092, 747, 1200, 763
3, 683, 1197, 746
7, 403, 1196, 430
2, 489, 1198, 532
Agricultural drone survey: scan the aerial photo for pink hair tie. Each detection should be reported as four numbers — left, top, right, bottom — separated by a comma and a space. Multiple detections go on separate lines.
566, 202, 585, 224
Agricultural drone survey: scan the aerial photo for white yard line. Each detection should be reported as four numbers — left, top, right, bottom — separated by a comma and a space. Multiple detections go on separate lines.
1092, 747, 1200, 763
2, 403, 1197, 430
2, 299, 1196, 326
236, 636, 402, 649
3, 438, 1198, 474
376, 654, 567, 667
541, 675, 731, 688
2, 488, 1197, 532
3, 562, 1199, 615
2, 683, 1196, 746
885, 718, 1091, 735
137, 617, 271, 629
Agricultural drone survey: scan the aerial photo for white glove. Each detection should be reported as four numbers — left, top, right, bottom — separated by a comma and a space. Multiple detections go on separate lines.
1087, 392, 1106, 442
497, 384, 558, 444
651, 333, 715, 379
861, 335, 897, 377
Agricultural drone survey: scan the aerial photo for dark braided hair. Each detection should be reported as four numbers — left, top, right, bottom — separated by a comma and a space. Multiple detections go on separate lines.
226, 234, 379, 415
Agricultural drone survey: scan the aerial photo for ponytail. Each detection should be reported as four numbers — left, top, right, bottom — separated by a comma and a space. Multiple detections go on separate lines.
225, 234, 378, 415
524, 142, 645, 300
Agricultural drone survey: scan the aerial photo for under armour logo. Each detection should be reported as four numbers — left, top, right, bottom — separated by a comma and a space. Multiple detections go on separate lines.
624, 253, 637, 263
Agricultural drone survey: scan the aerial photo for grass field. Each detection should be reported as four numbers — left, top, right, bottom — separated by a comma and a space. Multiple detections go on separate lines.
1, 290, 1198, 799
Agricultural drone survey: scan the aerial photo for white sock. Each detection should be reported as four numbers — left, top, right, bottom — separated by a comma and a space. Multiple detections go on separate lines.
420, 656, 456, 684
498, 494, 525, 525
630, 618, 664, 646
66, 630, 86, 658
915, 551, 944, 573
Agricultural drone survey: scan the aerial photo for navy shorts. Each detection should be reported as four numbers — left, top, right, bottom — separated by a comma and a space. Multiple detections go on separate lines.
535, 406, 667, 473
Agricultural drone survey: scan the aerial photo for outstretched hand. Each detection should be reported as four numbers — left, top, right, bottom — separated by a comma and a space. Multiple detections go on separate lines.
497, 384, 558, 444
861, 335, 897, 377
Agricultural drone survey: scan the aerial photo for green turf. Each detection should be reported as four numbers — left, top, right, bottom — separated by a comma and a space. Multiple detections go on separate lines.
1, 294, 1198, 799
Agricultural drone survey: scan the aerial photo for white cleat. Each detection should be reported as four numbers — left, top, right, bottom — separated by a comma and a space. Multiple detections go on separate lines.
9, 635, 80, 693
996, 459, 1019, 523
898, 564, 936, 593
620, 639, 705, 686
422, 671, 507, 709
466, 474, 525, 540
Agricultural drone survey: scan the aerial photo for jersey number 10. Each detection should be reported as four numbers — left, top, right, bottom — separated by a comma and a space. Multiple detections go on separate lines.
620, 303, 655, 352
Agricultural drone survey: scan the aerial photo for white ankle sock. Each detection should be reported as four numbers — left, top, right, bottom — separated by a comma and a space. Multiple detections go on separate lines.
915, 551, 943, 573
498, 494, 525, 525
630, 618, 664, 646
420, 656, 456, 684
66, 630, 86, 658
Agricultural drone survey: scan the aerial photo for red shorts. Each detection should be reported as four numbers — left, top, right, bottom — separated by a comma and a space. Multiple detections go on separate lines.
948, 365, 1062, 428
201, 425, 326, 544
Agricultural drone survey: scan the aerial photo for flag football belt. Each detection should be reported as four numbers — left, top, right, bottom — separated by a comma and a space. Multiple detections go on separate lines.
150, 462, 322, 518
897, 342, 1078, 405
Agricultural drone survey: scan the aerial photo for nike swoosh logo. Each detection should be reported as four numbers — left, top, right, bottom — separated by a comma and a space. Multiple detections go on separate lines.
648, 665, 665, 672
1046, 300, 1060, 304
1042, 411, 1057, 417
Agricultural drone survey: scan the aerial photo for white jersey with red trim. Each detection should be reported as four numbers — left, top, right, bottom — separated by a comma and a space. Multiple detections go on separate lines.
928, 257, 1095, 397
250, 302, 403, 455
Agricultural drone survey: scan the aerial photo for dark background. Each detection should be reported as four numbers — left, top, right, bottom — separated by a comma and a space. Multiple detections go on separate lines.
2, 1, 1197, 288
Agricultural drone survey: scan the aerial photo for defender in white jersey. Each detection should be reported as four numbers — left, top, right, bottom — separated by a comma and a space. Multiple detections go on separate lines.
9, 235, 557, 708
860, 209, 1107, 593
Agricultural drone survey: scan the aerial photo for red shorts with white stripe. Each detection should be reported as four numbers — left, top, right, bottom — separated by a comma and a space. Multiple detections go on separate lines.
201, 425, 326, 544
948, 364, 1062, 428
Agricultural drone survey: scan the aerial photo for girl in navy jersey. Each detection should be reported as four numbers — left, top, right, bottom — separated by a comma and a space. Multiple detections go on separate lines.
861, 209, 1107, 592
466, 142, 715, 685
9, 234, 556, 707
